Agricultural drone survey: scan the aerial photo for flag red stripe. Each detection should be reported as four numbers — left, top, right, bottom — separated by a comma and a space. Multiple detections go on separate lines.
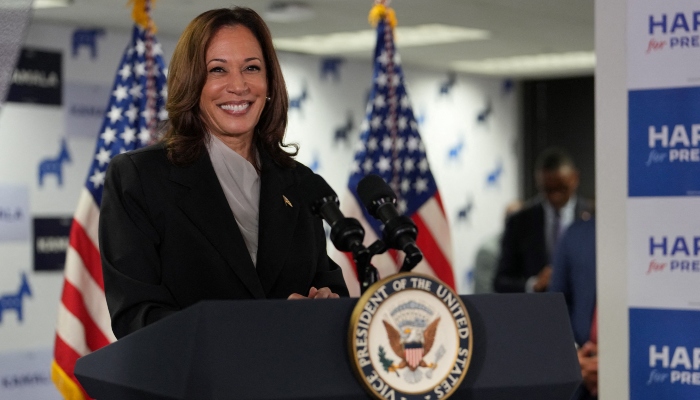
412, 210, 455, 289
434, 191, 447, 215
54, 335, 91, 399
69, 219, 104, 290
343, 251, 359, 280
61, 280, 111, 351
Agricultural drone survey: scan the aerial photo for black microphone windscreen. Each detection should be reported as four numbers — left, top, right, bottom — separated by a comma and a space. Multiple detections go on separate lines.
357, 174, 396, 210
300, 173, 337, 206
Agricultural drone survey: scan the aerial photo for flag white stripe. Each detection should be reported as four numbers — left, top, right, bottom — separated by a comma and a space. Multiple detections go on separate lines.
55, 303, 90, 357
409, 257, 436, 279
333, 250, 361, 298
72, 189, 101, 251
417, 198, 453, 264
64, 247, 117, 342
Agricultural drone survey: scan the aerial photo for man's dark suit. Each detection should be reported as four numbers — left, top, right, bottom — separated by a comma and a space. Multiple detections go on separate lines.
493, 198, 592, 293
100, 143, 348, 339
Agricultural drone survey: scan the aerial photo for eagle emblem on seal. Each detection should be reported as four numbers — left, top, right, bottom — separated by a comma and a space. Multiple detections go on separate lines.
383, 317, 440, 371
379, 300, 444, 383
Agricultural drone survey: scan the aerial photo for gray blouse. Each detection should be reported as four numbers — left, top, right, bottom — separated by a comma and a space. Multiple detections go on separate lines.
206, 135, 260, 266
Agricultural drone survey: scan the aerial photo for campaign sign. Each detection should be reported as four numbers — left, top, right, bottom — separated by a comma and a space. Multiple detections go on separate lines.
64, 82, 110, 138
33, 217, 72, 271
627, 198, 700, 310
0, 348, 61, 400
6, 48, 62, 106
627, 2, 700, 90
0, 185, 30, 242
630, 308, 700, 399
629, 86, 700, 196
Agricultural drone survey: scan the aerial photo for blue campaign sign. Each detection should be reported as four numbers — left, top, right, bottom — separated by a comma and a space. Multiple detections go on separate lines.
629, 308, 700, 399
628, 86, 700, 196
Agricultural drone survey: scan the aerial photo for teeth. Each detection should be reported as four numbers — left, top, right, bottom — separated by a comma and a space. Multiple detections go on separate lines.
220, 103, 250, 112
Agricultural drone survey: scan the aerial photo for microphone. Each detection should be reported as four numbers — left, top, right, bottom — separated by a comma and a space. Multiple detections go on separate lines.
356, 174, 423, 271
301, 173, 365, 253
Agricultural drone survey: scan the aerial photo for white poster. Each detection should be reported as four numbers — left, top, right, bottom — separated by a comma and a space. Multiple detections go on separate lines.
64, 81, 110, 139
0, 184, 30, 241
0, 348, 61, 400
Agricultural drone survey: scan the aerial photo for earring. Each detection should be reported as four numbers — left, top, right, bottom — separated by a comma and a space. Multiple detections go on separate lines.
266, 96, 271, 101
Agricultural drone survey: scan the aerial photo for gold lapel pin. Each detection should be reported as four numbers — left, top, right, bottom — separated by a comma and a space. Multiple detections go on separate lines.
283, 195, 293, 207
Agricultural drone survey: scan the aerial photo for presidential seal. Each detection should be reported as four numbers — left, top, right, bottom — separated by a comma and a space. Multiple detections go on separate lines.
348, 273, 472, 400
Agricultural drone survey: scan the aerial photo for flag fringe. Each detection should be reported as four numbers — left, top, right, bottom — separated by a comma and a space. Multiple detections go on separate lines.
368, 4, 397, 28
51, 360, 87, 400
128, 0, 157, 32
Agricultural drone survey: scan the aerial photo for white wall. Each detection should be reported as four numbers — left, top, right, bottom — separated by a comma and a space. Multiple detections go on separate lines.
0, 19, 521, 396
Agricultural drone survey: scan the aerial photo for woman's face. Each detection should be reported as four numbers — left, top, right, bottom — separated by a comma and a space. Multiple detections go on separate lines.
199, 25, 268, 144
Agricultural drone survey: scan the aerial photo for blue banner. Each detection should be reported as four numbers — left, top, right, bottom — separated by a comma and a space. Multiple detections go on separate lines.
630, 308, 700, 399
628, 86, 700, 197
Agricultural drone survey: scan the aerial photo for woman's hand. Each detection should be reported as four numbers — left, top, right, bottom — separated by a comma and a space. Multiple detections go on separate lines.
288, 286, 340, 299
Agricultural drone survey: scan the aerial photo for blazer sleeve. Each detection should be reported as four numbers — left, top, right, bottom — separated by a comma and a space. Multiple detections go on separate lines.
99, 153, 179, 338
493, 215, 528, 292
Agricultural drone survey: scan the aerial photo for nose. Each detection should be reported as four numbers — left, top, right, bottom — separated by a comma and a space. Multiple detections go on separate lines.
226, 71, 249, 95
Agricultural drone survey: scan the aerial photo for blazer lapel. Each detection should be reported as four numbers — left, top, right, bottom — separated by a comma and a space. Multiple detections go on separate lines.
168, 151, 266, 299
255, 150, 300, 295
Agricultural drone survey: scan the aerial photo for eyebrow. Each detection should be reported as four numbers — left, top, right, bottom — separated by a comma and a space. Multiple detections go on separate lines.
206, 57, 262, 65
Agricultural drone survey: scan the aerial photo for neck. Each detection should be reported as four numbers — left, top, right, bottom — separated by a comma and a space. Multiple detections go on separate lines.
213, 133, 255, 166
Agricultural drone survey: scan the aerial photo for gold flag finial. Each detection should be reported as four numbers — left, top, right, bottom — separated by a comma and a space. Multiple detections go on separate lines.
369, 0, 397, 28
128, 0, 158, 33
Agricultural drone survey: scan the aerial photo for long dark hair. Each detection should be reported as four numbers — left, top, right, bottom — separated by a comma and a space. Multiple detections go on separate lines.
162, 7, 297, 167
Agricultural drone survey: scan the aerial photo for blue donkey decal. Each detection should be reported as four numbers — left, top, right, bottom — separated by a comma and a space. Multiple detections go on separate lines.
72, 28, 105, 60
0, 273, 32, 323
39, 138, 71, 187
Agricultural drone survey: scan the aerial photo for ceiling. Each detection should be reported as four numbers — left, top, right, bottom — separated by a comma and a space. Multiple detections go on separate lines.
30, 0, 595, 78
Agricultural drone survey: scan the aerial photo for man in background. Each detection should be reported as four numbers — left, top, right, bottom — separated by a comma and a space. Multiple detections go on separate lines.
494, 147, 592, 293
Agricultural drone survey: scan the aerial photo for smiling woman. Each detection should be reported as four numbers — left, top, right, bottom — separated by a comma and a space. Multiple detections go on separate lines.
98, 7, 349, 339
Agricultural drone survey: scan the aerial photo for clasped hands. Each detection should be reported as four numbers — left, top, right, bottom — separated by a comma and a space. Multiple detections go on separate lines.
288, 286, 340, 300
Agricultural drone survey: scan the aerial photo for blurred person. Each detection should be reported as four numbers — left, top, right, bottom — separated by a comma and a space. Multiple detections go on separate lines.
494, 147, 592, 293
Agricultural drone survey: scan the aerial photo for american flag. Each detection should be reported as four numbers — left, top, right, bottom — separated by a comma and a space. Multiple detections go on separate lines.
51, 24, 167, 399
332, 13, 455, 296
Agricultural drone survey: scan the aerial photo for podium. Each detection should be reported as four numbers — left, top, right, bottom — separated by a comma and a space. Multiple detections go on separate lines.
75, 293, 581, 399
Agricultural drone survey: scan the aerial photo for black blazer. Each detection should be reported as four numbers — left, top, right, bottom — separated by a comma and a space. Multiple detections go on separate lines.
99, 143, 348, 338
493, 198, 593, 293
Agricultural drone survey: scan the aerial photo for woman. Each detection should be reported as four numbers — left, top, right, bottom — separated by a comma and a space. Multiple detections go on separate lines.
100, 7, 348, 339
